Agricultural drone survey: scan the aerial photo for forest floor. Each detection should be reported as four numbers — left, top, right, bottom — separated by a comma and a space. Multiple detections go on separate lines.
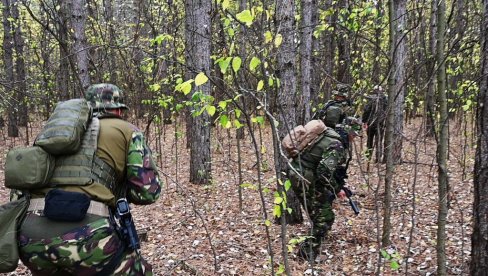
0, 117, 474, 276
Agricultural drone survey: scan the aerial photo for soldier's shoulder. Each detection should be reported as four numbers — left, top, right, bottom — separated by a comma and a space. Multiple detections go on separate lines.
323, 127, 341, 140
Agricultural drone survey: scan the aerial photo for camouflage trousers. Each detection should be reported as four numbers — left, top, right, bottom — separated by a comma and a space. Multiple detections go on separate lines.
289, 168, 335, 248
19, 216, 152, 276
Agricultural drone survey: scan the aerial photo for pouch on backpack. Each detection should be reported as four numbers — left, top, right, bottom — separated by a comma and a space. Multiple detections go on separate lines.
281, 120, 327, 158
5, 146, 55, 189
35, 99, 92, 155
0, 197, 29, 272
44, 189, 90, 222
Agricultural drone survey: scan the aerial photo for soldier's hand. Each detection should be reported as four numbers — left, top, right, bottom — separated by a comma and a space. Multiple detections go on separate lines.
337, 189, 347, 200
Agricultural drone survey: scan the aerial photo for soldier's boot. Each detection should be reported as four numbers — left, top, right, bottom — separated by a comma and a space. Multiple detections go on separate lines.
298, 239, 319, 262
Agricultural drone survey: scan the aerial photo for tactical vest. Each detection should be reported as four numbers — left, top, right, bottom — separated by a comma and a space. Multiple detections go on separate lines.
49, 118, 118, 192
296, 128, 342, 170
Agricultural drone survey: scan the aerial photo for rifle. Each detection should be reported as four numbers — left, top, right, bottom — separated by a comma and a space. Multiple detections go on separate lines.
342, 187, 360, 215
115, 198, 141, 255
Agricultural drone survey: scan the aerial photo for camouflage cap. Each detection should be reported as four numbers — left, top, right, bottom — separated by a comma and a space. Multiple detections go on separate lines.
332, 84, 351, 98
85, 83, 128, 111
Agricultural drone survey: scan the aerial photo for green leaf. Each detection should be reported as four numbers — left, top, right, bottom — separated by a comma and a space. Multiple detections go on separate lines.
274, 196, 283, 204
149, 83, 161, 92
255, 116, 264, 125
235, 109, 241, 118
274, 33, 283, 47
218, 101, 227, 110
207, 105, 216, 116
273, 205, 282, 217
180, 80, 193, 95
195, 72, 208, 86
220, 115, 231, 128
232, 57, 242, 73
257, 80, 264, 91
222, 0, 230, 10
390, 261, 400, 270
249, 56, 261, 71
218, 57, 232, 74
236, 10, 254, 26
234, 119, 243, 129
264, 31, 273, 43
284, 179, 292, 191
265, 219, 271, 226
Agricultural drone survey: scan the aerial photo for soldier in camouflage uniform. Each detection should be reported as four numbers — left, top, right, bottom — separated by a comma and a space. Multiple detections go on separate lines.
362, 85, 387, 162
18, 83, 161, 275
313, 83, 353, 128
289, 106, 361, 262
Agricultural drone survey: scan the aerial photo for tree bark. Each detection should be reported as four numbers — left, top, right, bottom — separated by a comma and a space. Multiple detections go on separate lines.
72, 0, 91, 93
392, 0, 406, 162
103, 0, 118, 83
2, 0, 18, 137
57, 0, 71, 100
299, 0, 316, 124
435, 0, 448, 274
471, 0, 488, 273
425, 0, 437, 136
336, 0, 352, 85
11, 0, 27, 127
185, 0, 212, 184
276, 0, 303, 224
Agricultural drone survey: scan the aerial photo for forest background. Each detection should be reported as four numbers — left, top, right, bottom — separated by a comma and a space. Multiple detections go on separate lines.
0, 0, 487, 275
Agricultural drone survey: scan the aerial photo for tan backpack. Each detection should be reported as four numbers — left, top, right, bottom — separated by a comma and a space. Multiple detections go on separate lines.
281, 120, 327, 158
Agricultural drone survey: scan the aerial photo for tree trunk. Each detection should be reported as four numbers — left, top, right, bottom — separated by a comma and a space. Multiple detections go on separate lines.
57, 0, 71, 100
382, 0, 396, 248
471, 0, 488, 273
276, 0, 303, 224
299, 0, 316, 124
185, 0, 212, 184
435, 0, 448, 274
336, 0, 352, 85
72, 0, 91, 93
103, 0, 118, 83
392, 0, 406, 162
371, 0, 383, 85
2, 0, 18, 137
11, 0, 27, 127
425, 0, 437, 137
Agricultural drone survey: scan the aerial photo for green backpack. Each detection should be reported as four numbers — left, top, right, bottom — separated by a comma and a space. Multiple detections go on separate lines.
0, 197, 29, 272
35, 98, 92, 155
4, 99, 92, 190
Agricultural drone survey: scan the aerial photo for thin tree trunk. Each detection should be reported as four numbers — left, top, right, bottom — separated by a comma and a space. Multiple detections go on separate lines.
425, 0, 437, 137
103, 0, 118, 83
57, 0, 70, 100
2, 0, 18, 137
372, 0, 383, 84
471, 0, 488, 273
12, 0, 27, 127
336, 0, 352, 85
392, 0, 406, 162
185, 0, 212, 184
435, 0, 448, 274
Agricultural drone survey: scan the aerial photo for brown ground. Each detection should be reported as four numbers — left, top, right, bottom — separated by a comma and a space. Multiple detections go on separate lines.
0, 117, 474, 275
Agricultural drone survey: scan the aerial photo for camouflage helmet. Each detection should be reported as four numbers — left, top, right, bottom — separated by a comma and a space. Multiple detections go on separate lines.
320, 105, 344, 128
85, 83, 128, 111
332, 83, 351, 98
